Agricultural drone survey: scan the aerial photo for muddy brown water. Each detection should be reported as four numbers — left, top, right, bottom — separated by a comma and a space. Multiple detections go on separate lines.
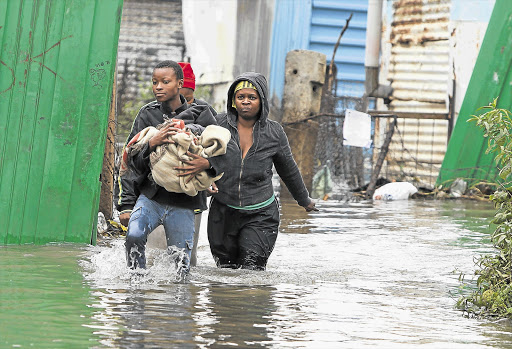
2, 198, 512, 348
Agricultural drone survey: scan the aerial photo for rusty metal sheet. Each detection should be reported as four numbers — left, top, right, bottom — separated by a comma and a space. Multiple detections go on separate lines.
388, 0, 451, 111
377, 0, 451, 187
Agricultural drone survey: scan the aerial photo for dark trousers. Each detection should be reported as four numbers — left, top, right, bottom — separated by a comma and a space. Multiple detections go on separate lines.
207, 198, 280, 270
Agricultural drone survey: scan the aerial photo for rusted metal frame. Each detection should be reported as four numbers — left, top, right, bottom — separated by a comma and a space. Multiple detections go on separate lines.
281, 110, 449, 126
368, 111, 449, 120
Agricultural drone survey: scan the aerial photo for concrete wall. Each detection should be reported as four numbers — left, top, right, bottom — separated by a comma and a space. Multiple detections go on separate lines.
182, 0, 274, 113
117, 0, 185, 103
182, 0, 237, 112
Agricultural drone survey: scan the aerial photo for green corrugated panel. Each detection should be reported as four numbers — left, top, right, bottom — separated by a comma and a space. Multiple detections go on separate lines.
437, 0, 512, 187
0, 0, 123, 245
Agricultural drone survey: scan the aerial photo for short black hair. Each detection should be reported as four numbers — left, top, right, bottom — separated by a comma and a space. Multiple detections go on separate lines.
154, 60, 183, 80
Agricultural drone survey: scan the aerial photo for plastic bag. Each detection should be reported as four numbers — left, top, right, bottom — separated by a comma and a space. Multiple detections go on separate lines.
373, 182, 418, 201
449, 178, 467, 198
311, 164, 333, 199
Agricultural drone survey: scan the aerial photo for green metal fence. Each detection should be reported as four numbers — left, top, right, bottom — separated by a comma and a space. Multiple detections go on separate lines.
0, 0, 123, 244
437, 0, 512, 187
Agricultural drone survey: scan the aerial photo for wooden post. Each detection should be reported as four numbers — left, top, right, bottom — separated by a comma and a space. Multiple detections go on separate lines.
366, 117, 397, 199
99, 72, 117, 220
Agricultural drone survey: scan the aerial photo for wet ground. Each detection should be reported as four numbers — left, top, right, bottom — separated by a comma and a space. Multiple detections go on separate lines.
2, 198, 512, 348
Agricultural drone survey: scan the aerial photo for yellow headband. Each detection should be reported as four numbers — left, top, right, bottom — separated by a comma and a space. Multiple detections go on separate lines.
232, 80, 257, 108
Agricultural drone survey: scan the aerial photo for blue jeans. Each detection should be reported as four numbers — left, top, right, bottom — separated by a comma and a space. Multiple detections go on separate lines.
125, 194, 195, 270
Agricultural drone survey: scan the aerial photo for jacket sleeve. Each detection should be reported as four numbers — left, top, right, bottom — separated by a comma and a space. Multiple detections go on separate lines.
209, 105, 218, 116
128, 142, 152, 176
114, 159, 141, 213
175, 105, 218, 135
186, 105, 218, 135
203, 113, 231, 176
206, 151, 229, 178
272, 123, 311, 207
114, 108, 150, 213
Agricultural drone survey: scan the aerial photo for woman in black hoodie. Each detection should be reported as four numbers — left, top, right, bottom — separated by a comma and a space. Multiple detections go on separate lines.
206, 72, 317, 270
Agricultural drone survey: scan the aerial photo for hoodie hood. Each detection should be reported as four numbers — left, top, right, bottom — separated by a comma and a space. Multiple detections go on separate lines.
226, 72, 269, 124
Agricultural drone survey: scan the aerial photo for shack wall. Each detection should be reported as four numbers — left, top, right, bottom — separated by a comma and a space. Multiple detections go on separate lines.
0, 0, 123, 244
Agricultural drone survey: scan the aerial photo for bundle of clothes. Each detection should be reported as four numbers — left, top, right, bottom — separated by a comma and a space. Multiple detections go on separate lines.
120, 119, 231, 196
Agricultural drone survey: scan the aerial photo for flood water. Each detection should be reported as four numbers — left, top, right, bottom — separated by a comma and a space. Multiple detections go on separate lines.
2, 198, 512, 348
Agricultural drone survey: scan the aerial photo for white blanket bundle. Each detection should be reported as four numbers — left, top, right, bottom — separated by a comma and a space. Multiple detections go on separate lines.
124, 123, 230, 196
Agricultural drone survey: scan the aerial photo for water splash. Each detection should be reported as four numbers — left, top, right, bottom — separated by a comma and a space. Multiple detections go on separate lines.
166, 245, 190, 282
80, 240, 188, 289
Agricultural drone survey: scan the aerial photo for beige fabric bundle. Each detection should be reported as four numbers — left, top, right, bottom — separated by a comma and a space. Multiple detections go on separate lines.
128, 124, 230, 196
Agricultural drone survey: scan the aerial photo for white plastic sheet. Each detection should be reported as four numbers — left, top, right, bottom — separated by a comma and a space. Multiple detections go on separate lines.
343, 109, 372, 148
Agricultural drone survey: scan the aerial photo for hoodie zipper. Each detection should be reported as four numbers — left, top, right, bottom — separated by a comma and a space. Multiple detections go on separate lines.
233, 122, 256, 207
233, 127, 244, 207
238, 158, 244, 207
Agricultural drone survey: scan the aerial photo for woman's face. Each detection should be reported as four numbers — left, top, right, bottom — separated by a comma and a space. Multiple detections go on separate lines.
234, 88, 261, 121
152, 67, 183, 103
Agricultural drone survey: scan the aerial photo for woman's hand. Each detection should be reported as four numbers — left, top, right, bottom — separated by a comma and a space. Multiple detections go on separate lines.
176, 152, 211, 183
148, 123, 181, 150
304, 199, 318, 212
119, 212, 131, 227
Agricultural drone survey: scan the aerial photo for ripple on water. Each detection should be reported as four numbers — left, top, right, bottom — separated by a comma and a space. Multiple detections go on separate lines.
73, 199, 512, 348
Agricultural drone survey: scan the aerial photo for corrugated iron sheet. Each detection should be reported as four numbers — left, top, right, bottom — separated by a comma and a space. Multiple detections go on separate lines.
378, 0, 451, 187
269, 0, 312, 103
438, 0, 512, 186
269, 0, 369, 104
0, 0, 123, 244
389, 0, 451, 111
380, 118, 448, 186
310, 0, 368, 98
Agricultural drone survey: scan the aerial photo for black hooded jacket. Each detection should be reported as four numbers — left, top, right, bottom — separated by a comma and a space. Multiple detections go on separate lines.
208, 72, 311, 208
114, 95, 217, 213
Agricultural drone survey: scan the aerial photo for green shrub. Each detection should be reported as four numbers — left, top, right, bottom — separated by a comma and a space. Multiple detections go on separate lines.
457, 98, 512, 318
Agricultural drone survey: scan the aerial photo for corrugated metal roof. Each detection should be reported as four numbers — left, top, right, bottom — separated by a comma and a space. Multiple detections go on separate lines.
391, 0, 450, 44
379, 117, 449, 187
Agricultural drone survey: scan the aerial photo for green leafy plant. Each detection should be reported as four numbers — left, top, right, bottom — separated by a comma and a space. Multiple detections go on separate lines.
457, 98, 512, 318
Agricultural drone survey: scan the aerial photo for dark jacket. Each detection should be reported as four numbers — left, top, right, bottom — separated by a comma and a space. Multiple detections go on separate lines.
193, 98, 217, 116
114, 95, 217, 213
208, 72, 311, 208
